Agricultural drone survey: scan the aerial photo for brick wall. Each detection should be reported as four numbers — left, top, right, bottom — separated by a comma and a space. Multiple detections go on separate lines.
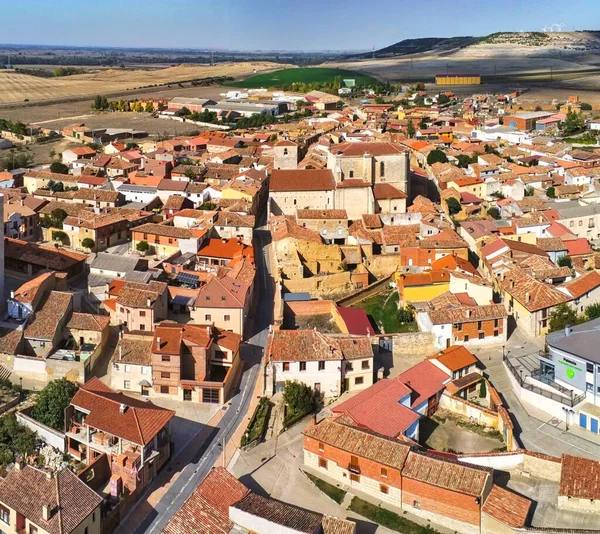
402, 477, 481, 530
304, 435, 401, 487
452, 318, 504, 343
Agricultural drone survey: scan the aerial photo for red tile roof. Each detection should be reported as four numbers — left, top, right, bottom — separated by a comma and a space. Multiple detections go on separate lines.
71, 377, 175, 445
482, 484, 532, 529
561, 270, 600, 299
564, 237, 592, 256
336, 306, 376, 336
333, 379, 418, 438
373, 183, 407, 200
396, 360, 450, 408
431, 345, 478, 373
162, 467, 249, 534
331, 142, 406, 157
270, 169, 335, 192
560, 454, 600, 500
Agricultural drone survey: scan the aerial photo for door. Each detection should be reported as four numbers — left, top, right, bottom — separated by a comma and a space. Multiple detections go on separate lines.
141, 386, 149, 397
427, 395, 438, 417
580, 413, 588, 429
592, 418, 599, 434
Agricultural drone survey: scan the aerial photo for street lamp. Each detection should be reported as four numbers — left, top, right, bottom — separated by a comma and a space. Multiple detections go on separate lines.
562, 407, 574, 431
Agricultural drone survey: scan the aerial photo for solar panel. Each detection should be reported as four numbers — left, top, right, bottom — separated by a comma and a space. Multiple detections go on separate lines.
176, 272, 199, 286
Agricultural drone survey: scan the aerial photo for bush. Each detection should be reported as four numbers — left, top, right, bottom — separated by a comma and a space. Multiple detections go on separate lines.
81, 238, 95, 250
51, 230, 68, 244
136, 240, 150, 254
586, 302, 600, 320
31, 379, 79, 431
549, 303, 581, 333
546, 186, 556, 198
283, 381, 314, 426
479, 380, 487, 398
558, 255, 572, 268
50, 161, 69, 175
487, 207, 501, 220
0, 414, 36, 469
398, 307, 414, 324
427, 148, 448, 166
446, 197, 461, 215
240, 397, 270, 447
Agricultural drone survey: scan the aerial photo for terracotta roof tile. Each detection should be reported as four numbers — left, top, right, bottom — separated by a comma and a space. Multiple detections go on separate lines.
430, 345, 479, 372
270, 169, 335, 192
559, 454, 600, 500
482, 484, 532, 528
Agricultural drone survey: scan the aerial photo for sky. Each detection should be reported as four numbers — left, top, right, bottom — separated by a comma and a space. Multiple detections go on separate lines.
2, 0, 600, 51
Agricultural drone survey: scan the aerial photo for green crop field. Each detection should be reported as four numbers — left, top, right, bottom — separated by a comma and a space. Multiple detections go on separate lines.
232, 67, 379, 88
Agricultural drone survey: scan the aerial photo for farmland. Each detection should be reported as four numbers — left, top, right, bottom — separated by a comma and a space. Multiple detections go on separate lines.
0, 62, 286, 105
232, 67, 380, 88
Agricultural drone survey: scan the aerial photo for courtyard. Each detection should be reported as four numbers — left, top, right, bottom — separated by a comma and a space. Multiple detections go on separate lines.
352, 289, 418, 334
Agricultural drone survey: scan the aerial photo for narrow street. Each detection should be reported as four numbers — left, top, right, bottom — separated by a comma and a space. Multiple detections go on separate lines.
115, 227, 274, 534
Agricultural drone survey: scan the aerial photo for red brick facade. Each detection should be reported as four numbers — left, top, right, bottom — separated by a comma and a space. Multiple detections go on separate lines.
452, 317, 504, 343
304, 436, 402, 489
402, 477, 481, 527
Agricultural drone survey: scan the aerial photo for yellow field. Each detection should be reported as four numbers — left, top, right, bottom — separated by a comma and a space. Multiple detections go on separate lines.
0, 62, 287, 105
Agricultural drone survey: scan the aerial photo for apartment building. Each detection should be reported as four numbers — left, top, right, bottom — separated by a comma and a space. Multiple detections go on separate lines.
150, 321, 243, 404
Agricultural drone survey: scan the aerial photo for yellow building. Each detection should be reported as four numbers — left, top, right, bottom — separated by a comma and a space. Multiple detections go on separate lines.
398, 269, 450, 304
436, 74, 481, 85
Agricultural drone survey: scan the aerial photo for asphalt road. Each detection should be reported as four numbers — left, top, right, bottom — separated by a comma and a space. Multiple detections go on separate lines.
119, 228, 274, 534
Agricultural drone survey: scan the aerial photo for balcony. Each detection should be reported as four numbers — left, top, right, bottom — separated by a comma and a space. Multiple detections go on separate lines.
348, 463, 361, 475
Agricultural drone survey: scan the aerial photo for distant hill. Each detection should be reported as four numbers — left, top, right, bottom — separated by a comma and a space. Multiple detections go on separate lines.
356, 37, 477, 59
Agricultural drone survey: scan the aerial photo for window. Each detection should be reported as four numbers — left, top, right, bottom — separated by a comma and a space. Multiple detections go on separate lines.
413, 500, 421, 509
464, 335, 469, 342
205, 314, 212, 321
124, 380, 131, 389
299, 361, 307, 372
0, 506, 9, 524
124, 365, 131, 373
283, 362, 290, 372
346, 363, 354, 372
161, 372, 170, 379
349, 170, 354, 178
587, 382, 594, 393
494, 318, 499, 328
318, 361, 325, 371
84, 529, 88, 534
477, 321, 482, 330
319, 457, 327, 469
579, 220, 583, 227
350, 473, 360, 483
224, 314, 231, 322
457, 323, 462, 331
479, 332, 484, 340
202, 388, 220, 403
380, 161, 385, 177
355, 376, 364, 385
214, 351, 226, 360
140, 324, 146, 331
140, 311, 146, 317
494, 330, 499, 337
362, 360, 370, 370
380, 484, 389, 494
162, 355, 170, 362
30, 526, 39, 534
141, 366, 149, 375
381, 467, 388, 478
319, 442, 325, 452
587, 363, 594, 373
168, 238, 173, 244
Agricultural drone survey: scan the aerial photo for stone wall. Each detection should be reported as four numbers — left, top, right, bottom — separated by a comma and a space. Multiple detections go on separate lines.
391, 332, 436, 356
365, 254, 401, 278
283, 271, 355, 298
16, 407, 66, 452
522, 450, 562, 482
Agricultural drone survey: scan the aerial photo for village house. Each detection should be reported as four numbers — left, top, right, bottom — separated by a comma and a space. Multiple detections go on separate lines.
269, 169, 336, 216
110, 337, 153, 396
131, 223, 206, 258
265, 330, 375, 399
65, 378, 174, 495
150, 321, 243, 404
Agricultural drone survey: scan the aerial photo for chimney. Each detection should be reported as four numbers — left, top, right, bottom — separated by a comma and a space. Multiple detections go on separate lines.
206, 326, 210, 336
146, 297, 152, 308
156, 337, 161, 351
565, 324, 572, 337
525, 292, 530, 304
10, 291, 14, 299
42, 504, 52, 521
119, 403, 127, 414
311, 414, 317, 427
222, 237, 227, 244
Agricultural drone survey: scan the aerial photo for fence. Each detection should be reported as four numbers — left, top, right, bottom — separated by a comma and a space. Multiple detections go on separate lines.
503, 355, 585, 407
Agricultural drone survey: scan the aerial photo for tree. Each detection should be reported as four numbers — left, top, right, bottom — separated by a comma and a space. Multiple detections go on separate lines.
524, 186, 534, 197
0, 414, 36, 468
136, 240, 150, 254
580, 102, 592, 111
437, 94, 450, 105
546, 186, 556, 198
81, 238, 95, 250
561, 109, 585, 135
31, 378, 79, 431
586, 303, 600, 320
557, 255, 572, 268
398, 307, 414, 324
446, 197, 462, 215
479, 380, 487, 398
418, 118, 428, 130
490, 191, 506, 199
427, 149, 448, 166
487, 207, 501, 220
92, 95, 102, 110
145, 101, 154, 113
456, 154, 473, 168
51, 230, 68, 244
50, 208, 68, 227
406, 120, 415, 139
176, 106, 191, 117
49, 180, 65, 192
283, 381, 314, 417
414, 82, 425, 91
549, 303, 580, 333
134, 102, 144, 112
535, 105, 543, 111
50, 161, 69, 174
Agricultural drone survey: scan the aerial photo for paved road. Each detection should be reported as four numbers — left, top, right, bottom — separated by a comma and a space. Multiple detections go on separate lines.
117, 228, 274, 534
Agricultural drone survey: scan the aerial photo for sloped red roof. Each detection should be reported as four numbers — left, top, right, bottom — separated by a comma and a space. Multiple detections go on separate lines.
336, 306, 376, 336
396, 360, 450, 408
71, 377, 174, 445
332, 379, 418, 438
